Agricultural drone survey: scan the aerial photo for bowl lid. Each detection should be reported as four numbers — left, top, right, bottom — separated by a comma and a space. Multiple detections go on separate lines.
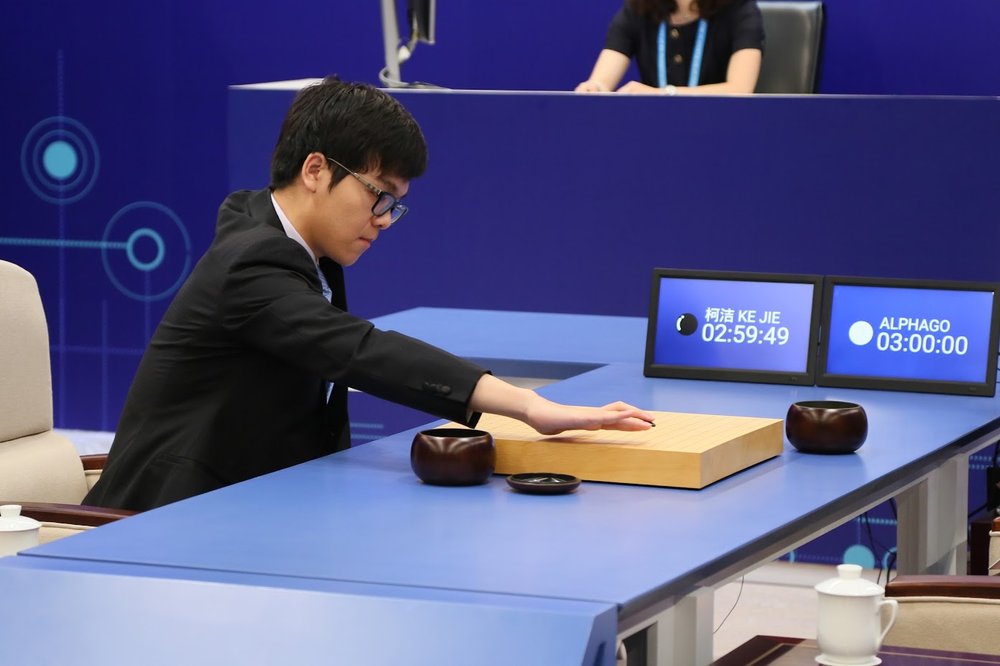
506, 473, 581, 495
0, 505, 41, 533
814, 563, 885, 597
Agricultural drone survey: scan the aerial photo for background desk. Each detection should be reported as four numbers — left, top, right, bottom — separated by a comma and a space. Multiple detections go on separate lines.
229, 87, 1000, 321
25, 323, 1000, 664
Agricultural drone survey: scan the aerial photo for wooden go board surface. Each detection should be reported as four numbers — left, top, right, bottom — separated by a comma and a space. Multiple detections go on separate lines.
463, 411, 783, 489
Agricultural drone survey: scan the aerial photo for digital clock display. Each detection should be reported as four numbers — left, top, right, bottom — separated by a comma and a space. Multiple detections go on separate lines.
644, 269, 822, 385
818, 277, 1000, 396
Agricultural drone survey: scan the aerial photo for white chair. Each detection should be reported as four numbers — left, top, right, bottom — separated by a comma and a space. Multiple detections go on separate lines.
883, 519, 1000, 654
0, 259, 131, 544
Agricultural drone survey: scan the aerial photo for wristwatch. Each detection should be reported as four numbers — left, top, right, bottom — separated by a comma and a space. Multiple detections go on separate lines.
663, 84, 678, 96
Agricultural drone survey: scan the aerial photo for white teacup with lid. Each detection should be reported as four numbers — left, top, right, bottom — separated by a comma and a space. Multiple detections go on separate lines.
814, 563, 898, 666
0, 505, 41, 557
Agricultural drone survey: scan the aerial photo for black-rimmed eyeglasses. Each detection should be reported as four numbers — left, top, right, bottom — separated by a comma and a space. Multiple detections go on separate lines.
326, 157, 408, 224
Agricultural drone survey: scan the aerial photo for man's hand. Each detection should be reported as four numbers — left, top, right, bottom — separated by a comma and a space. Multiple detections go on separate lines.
525, 399, 656, 435
469, 374, 655, 436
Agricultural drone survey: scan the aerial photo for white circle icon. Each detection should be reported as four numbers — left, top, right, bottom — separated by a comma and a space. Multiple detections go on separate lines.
848, 320, 874, 346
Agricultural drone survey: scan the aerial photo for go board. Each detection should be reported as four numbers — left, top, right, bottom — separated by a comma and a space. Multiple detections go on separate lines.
465, 411, 783, 489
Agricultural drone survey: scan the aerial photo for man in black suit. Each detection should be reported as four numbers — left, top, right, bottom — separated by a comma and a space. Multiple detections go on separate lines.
85, 77, 653, 511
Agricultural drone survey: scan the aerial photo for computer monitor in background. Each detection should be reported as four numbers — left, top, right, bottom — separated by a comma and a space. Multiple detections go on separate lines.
379, 0, 439, 87
408, 0, 436, 44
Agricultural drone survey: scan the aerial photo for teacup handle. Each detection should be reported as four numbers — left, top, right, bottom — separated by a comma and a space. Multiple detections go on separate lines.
876, 598, 899, 649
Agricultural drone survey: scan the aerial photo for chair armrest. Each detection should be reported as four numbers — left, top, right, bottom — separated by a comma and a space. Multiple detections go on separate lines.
80, 453, 108, 471
886, 575, 1000, 600
6, 501, 135, 527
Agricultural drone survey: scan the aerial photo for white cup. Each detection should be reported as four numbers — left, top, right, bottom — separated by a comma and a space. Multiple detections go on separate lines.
815, 564, 898, 665
0, 505, 41, 557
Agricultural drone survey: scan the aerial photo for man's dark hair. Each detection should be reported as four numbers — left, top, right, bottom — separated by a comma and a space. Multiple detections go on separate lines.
628, 0, 738, 21
269, 76, 428, 190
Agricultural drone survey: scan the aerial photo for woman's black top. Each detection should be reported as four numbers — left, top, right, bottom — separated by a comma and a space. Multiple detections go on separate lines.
604, 0, 765, 87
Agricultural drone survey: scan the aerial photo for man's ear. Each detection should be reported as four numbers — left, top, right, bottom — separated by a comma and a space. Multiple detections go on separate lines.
300, 152, 327, 193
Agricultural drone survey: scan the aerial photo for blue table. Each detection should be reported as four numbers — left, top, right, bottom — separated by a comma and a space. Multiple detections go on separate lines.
23, 310, 1000, 665
0, 555, 615, 666
372, 307, 646, 364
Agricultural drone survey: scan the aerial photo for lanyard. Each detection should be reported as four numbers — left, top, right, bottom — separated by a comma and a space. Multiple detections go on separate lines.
657, 18, 708, 89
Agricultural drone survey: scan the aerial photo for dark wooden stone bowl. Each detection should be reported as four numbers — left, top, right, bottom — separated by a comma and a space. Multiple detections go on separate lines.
410, 428, 495, 486
785, 400, 868, 454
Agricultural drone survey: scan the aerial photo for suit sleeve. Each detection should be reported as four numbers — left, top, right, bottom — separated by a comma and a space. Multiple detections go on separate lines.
218, 237, 488, 426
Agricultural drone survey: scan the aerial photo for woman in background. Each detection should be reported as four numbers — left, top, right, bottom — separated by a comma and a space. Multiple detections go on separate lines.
576, 0, 764, 95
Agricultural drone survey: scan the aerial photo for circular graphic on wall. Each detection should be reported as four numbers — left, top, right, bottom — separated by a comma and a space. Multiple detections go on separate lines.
101, 201, 192, 302
21, 116, 100, 205
842, 544, 876, 569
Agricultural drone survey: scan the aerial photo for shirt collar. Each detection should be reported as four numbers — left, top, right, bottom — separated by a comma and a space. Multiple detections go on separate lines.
270, 192, 318, 266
